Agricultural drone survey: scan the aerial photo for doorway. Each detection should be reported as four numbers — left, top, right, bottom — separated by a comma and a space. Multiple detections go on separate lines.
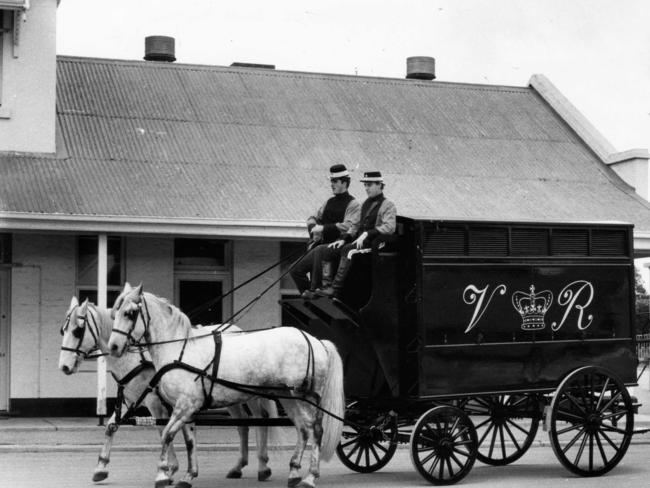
175, 274, 231, 326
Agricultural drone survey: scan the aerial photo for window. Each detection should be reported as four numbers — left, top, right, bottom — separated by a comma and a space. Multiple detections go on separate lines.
174, 238, 226, 268
76, 236, 124, 307
174, 238, 231, 325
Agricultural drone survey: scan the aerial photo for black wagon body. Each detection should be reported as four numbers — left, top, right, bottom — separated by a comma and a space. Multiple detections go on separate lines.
281, 216, 638, 484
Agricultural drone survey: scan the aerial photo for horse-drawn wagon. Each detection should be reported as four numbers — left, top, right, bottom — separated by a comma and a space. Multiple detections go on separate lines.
281, 216, 639, 484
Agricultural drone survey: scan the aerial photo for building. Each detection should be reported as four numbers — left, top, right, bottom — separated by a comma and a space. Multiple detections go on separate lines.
1, 0, 649, 415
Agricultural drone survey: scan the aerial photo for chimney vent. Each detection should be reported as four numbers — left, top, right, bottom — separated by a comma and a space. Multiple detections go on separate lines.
230, 62, 275, 70
406, 56, 436, 80
144, 36, 176, 62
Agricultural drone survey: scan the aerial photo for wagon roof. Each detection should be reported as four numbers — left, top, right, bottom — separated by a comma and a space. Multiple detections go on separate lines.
1, 56, 649, 241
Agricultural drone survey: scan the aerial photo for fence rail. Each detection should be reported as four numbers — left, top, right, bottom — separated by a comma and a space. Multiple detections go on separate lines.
637, 333, 650, 361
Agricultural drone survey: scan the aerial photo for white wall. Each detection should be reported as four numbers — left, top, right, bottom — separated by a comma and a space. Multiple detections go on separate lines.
10, 233, 77, 398
0, 0, 57, 153
125, 236, 174, 301
232, 240, 281, 331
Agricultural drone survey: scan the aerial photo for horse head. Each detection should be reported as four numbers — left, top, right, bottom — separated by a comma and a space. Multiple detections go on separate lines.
109, 282, 145, 357
59, 297, 98, 374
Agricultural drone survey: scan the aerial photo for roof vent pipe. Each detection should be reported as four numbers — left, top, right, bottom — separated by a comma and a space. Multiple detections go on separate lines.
406, 56, 436, 80
144, 36, 176, 62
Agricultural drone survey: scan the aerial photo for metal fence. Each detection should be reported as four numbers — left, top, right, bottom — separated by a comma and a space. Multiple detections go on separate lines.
638, 334, 650, 361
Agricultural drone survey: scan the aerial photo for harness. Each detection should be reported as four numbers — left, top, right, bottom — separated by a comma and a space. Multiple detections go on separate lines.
60, 304, 105, 360
113, 294, 325, 424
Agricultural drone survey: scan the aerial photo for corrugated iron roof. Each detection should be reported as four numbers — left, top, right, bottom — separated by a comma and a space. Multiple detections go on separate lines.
1, 56, 648, 234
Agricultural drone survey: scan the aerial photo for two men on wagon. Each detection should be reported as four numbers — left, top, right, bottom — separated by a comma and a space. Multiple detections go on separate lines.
291, 165, 397, 300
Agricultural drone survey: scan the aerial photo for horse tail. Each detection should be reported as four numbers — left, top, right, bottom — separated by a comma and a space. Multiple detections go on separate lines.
318, 340, 345, 462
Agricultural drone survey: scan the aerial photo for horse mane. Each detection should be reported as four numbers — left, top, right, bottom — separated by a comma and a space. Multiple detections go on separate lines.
143, 291, 192, 332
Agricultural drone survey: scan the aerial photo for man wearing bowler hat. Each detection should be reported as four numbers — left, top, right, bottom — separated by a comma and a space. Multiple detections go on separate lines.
290, 164, 361, 298
316, 170, 397, 299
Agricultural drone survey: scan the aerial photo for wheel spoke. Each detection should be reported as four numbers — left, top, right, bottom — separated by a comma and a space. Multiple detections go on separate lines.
594, 431, 609, 465
450, 452, 465, 469
564, 392, 588, 416
445, 458, 454, 478
556, 408, 586, 423
556, 421, 585, 436
599, 390, 623, 414
598, 428, 622, 452
373, 441, 388, 454
369, 443, 381, 463
561, 426, 586, 454
573, 429, 589, 466
600, 425, 630, 436
340, 436, 360, 449
595, 378, 611, 411
426, 454, 441, 476
476, 419, 492, 443
474, 417, 492, 430
488, 421, 498, 458
452, 446, 471, 458
503, 420, 522, 451
505, 417, 530, 437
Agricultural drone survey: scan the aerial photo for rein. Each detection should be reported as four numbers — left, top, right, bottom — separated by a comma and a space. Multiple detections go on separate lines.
60, 304, 107, 360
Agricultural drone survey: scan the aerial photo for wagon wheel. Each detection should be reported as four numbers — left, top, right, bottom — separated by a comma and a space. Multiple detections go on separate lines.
410, 405, 477, 485
460, 394, 540, 466
336, 411, 398, 473
548, 366, 634, 477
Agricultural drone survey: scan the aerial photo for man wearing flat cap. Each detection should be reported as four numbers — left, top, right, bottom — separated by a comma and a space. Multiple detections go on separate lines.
317, 170, 397, 299
290, 164, 361, 298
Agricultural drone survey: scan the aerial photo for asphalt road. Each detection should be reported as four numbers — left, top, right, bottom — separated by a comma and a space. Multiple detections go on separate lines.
4, 444, 650, 488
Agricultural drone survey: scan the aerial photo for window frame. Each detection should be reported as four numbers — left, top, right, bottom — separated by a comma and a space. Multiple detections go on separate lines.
75, 235, 125, 307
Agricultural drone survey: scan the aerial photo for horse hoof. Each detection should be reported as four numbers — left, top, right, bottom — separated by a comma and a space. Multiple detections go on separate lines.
287, 477, 302, 488
258, 468, 272, 481
155, 480, 171, 488
92, 471, 108, 482
226, 469, 242, 479
174, 482, 192, 488
296, 482, 314, 488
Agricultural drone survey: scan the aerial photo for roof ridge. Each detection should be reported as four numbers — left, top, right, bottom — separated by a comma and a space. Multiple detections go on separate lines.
56, 55, 530, 93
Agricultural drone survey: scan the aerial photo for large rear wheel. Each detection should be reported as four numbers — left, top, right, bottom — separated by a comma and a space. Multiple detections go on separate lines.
548, 366, 634, 477
461, 394, 540, 465
410, 405, 477, 485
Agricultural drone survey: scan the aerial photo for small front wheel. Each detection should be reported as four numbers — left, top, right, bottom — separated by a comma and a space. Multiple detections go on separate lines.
336, 412, 398, 473
410, 406, 477, 485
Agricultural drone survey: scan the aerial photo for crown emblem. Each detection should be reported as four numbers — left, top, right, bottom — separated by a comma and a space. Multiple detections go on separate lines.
512, 285, 553, 331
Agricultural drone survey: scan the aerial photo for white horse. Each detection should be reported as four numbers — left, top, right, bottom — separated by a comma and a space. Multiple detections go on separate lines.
59, 296, 277, 483
108, 283, 344, 488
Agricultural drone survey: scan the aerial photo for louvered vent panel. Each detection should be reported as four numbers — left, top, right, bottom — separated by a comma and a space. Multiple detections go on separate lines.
468, 228, 508, 256
592, 229, 628, 256
551, 229, 589, 256
511, 228, 549, 256
423, 226, 466, 257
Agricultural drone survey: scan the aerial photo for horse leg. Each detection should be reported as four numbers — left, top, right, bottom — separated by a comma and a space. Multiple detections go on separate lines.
250, 399, 272, 481
282, 400, 309, 488
93, 412, 119, 482
148, 397, 179, 479
225, 405, 248, 478
176, 421, 198, 488
158, 425, 179, 479
156, 414, 196, 488
296, 409, 324, 488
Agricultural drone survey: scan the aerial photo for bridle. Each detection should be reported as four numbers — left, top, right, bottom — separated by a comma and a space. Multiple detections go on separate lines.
111, 292, 151, 351
60, 304, 105, 359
